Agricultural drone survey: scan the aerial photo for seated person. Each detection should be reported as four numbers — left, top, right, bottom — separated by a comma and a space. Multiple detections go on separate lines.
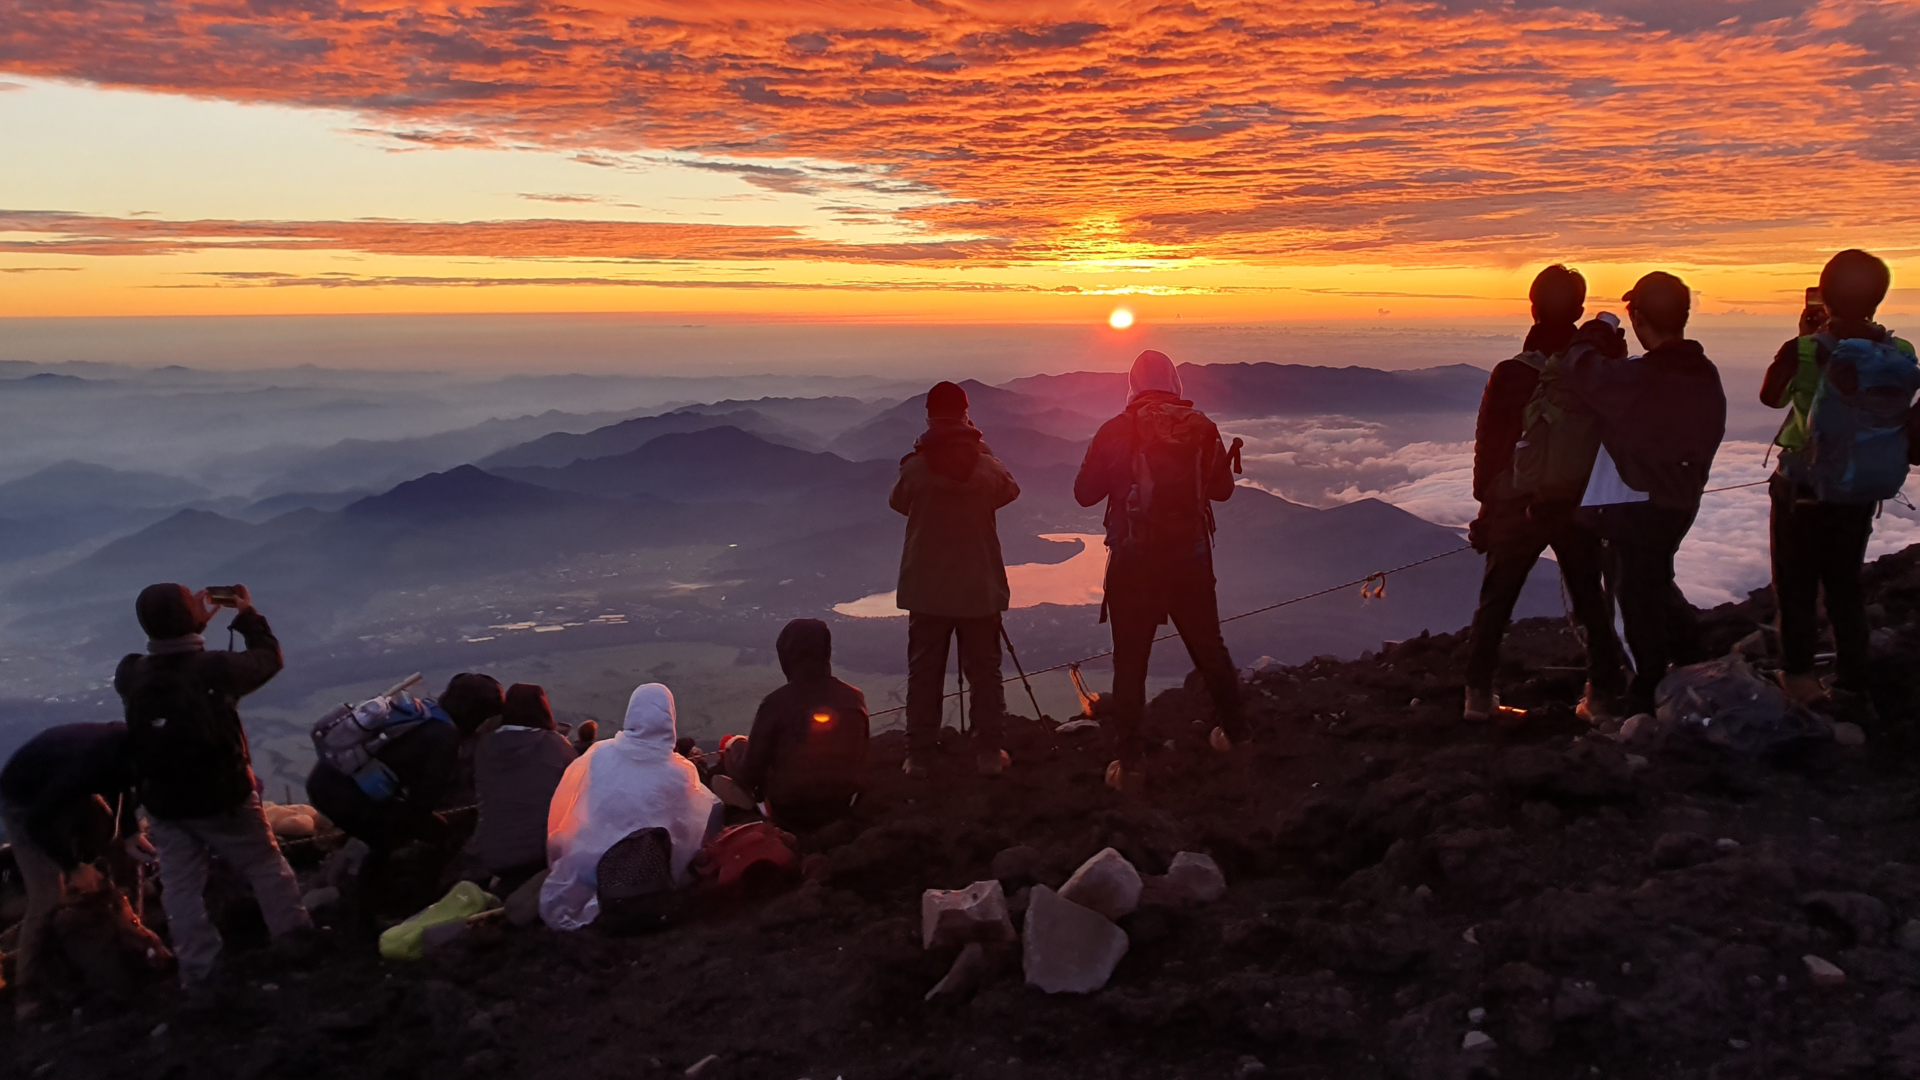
472, 683, 578, 894
738, 618, 870, 831
540, 683, 721, 931
0, 722, 146, 1021
306, 672, 504, 920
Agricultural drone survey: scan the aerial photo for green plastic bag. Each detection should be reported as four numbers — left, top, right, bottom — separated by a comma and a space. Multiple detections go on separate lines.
378, 880, 501, 961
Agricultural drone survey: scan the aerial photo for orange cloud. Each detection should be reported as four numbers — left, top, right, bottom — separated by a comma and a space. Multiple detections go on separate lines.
5, 1, 1920, 275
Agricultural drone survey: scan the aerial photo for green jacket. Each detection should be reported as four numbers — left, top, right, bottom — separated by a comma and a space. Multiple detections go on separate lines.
889, 427, 1020, 618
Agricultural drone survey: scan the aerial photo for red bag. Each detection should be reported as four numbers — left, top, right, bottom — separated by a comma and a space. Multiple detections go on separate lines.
696, 822, 799, 892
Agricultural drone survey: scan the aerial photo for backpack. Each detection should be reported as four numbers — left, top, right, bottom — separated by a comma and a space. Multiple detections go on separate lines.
595, 826, 680, 934
311, 677, 450, 800
1120, 400, 1219, 550
1510, 349, 1604, 502
122, 658, 254, 820
1782, 334, 1920, 503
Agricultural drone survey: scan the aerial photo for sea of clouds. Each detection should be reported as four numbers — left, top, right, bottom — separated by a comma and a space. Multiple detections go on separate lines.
1223, 416, 1920, 608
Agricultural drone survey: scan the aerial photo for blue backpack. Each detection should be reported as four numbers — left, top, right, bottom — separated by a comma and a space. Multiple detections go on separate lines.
1794, 335, 1920, 503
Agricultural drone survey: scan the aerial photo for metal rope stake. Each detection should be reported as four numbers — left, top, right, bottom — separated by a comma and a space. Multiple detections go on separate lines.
1001, 618, 1047, 725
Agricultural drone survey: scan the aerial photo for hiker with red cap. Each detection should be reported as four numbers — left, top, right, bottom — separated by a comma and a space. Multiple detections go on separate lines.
1566, 271, 1727, 717
1075, 350, 1245, 792
890, 380, 1021, 779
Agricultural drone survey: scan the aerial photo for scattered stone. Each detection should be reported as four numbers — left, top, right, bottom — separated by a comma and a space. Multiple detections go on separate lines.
1898, 920, 1920, 954
504, 870, 549, 928
1624, 753, 1649, 769
1142, 851, 1226, 908
1462, 1031, 1496, 1051
1235, 1054, 1268, 1078
685, 1054, 720, 1078
1729, 1038, 1750, 1050
300, 887, 340, 915
990, 845, 1043, 885
1023, 885, 1128, 994
1462, 926, 1479, 945
1803, 954, 1847, 987
1466, 1007, 1486, 1025
1715, 838, 1741, 852
1058, 848, 1144, 921
1054, 718, 1101, 734
150, 1023, 167, 1039
921, 879, 1016, 950
925, 942, 990, 1001
1834, 722, 1867, 747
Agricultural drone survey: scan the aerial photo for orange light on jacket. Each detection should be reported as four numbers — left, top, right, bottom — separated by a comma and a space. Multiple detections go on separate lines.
811, 711, 832, 725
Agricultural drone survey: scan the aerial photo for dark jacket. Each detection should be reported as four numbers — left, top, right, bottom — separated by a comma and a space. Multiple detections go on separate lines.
1074, 391, 1234, 548
889, 419, 1021, 618
473, 726, 576, 873
740, 620, 869, 812
1760, 317, 1890, 408
1472, 321, 1577, 503
0, 723, 137, 869
1566, 338, 1726, 511
308, 718, 463, 849
115, 607, 282, 820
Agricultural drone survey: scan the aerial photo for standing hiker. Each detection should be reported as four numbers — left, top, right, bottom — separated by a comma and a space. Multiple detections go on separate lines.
889, 380, 1021, 779
1462, 265, 1626, 725
1761, 249, 1919, 718
1075, 350, 1245, 792
1567, 273, 1727, 715
114, 583, 315, 989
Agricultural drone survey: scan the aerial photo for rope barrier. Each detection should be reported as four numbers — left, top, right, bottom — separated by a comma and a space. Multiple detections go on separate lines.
864, 475, 1784, 722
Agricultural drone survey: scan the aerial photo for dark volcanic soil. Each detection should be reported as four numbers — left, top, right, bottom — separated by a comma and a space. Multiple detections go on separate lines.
19, 548, 1920, 1080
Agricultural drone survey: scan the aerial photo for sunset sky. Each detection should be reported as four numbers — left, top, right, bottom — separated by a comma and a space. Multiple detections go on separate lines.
4, 0, 1919, 322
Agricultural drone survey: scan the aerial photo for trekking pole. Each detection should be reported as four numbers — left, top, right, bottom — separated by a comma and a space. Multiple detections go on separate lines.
1001, 620, 1047, 726
955, 641, 967, 736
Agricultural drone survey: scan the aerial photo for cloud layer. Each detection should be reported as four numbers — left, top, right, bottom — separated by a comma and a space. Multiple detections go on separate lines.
7, 0, 1920, 272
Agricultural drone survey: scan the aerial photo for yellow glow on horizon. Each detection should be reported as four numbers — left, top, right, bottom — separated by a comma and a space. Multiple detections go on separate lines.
1108, 308, 1135, 330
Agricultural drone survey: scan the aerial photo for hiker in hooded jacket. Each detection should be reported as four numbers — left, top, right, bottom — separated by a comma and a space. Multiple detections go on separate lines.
0, 722, 149, 1020
890, 380, 1021, 779
1462, 265, 1626, 726
739, 618, 870, 831
1565, 272, 1727, 716
472, 683, 579, 895
306, 672, 504, 926
114, 583, 315, 988
1761, 249, 1919, 719
1075, 350, 1245, 792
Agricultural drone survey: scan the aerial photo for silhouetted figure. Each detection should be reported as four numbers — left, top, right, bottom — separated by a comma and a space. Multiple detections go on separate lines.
1074, 350, 1243, 791
889, 381, 1021, 779
1568, 273, 1727, 715
1463, 265, 1624, 725
306, 672, 503, 924
472, 683, 577, 895
1762, 249, 1917, 716
0, 722, 142, 1021
739, 619, 869, 831
115, 583, 313, 987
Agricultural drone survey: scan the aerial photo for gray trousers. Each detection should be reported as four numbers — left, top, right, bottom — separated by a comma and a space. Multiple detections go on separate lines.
148, 794, 310, 984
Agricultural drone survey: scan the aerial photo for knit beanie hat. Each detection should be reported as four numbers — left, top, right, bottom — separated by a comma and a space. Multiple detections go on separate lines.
136, 583, 202, 639
926, 381, 969, 419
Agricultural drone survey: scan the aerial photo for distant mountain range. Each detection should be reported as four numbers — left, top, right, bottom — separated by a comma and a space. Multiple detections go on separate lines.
1003, 362, 1489, 420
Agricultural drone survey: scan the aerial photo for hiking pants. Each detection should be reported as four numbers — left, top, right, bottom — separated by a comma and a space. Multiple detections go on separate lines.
1770, 476, 1876, 687
1105, 543, 1244, 763
0, 804, 64, 1010
149, 794, 310, 984
1465, 500, 1624, 696
905, 613, 1006, 756
1591, 503, 1699, 713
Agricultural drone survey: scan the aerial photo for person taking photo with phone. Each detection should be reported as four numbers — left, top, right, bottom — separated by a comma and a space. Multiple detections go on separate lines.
114, 582, 316, 994
1761, 250, 1920, 719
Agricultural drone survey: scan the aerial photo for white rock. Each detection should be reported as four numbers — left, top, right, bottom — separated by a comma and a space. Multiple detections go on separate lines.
1461, 1031, 1496, 1051
1803, 954, 1846, 987
921, 879, 1015, 950
1715, 838, 1741, 852
1059, 847, 1144, 920
1466, 1007, 1486, 1024
1022, 885, 1128, 994
924, 942, 989, 1001
1054, 718, 1101, 734
1150, 851, 1227, 907
1833, 722, 1866, 747
300, 886, 340, 914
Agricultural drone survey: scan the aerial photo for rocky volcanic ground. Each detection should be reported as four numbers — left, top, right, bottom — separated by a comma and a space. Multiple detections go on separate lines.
18, 547, 1920, 1080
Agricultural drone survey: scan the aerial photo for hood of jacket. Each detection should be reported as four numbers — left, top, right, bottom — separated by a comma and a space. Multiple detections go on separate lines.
1522, 320, 1578, 357
485, 724, 566, 760
1128, 350, 1183, 402
618, 683, 678, 753
502, 683, 554, 731
913, 417, 985, 483
776, 618, 833, 682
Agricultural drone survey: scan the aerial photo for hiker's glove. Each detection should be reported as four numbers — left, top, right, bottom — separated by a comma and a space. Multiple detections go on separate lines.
1467, 515, 1490, 554
124, 834, 159, 867
1573, 318, 1628, 360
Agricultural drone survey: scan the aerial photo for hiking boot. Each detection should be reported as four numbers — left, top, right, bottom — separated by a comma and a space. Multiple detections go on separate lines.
901, 755, 930, 780
1777, 670, 1827, 708
975, 749, 1010, 777
1104, 759, 1145, 796
1464, 688, 1528, 726
1208, 727, 1234, 753
1575, 684, 1621, 727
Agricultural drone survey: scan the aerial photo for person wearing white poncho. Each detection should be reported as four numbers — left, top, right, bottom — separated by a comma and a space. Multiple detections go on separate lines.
539, 683, 721, 931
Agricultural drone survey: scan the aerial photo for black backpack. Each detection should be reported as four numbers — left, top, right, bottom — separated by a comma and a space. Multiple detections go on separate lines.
121, 656, 253, 820
595, 827, 680, 934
